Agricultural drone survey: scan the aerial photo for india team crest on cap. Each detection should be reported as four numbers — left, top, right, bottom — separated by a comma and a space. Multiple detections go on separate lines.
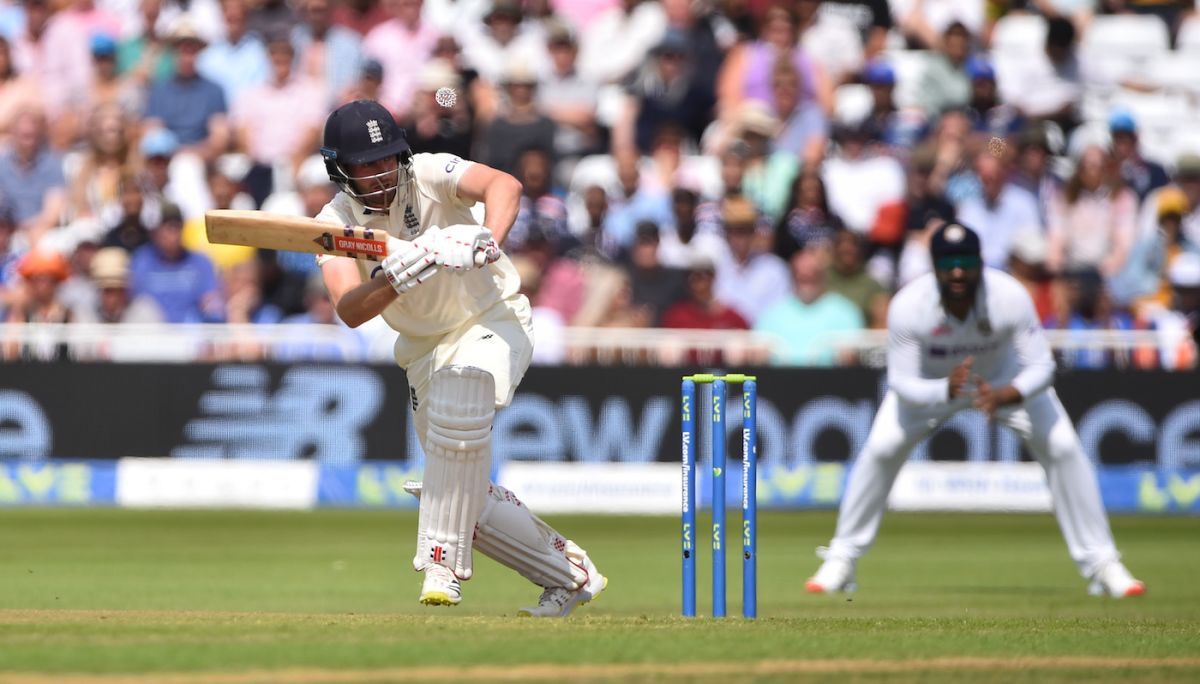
944, 225, 966, 243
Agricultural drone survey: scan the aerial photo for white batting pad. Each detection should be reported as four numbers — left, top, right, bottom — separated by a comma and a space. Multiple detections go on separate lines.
403, 481, 588, 590
473, 483, 589, 590
414, 366, 495, 579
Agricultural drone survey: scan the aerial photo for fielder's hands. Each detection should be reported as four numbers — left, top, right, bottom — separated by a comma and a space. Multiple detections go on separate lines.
433, 224, 497, 271
380, 237, 439, 295
948, 356, 974, 399
972, 376, 1022, 420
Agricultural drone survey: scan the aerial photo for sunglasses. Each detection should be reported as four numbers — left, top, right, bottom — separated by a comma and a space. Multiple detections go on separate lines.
934, 254, 982, 271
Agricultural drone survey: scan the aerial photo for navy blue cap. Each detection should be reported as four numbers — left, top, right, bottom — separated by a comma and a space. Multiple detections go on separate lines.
361, 58, 383, 81
321, 99, 410, 166
653, 28, 689, 56
966, 56, 994, 81
930, 222, 981, 260
862, 60, 895, 85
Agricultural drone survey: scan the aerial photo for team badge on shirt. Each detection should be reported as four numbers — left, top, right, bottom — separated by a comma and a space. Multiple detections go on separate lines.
404, 205, 419, 236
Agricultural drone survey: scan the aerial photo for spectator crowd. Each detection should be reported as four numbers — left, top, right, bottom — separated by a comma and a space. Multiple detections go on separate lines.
0, 0, 1198, 367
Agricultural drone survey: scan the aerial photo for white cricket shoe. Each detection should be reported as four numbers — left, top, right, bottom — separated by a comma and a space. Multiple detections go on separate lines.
516, 554, 608, 618
1088, 560, 1145, 598
419, 564, 462, 606
805, 547, 857, 594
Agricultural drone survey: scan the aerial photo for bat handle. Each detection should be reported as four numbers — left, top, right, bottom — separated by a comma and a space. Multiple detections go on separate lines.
474, 239, 500, 267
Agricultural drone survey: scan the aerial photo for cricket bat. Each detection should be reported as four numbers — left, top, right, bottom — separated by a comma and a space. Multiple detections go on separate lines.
205, 209, 395, 261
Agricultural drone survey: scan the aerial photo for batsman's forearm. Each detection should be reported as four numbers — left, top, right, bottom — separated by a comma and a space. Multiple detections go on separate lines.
335, 277, 397, 328
481, 175, 522, 246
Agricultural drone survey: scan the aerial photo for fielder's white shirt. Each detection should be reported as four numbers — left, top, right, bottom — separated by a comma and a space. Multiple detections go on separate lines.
885, 268, 1055, 407
315, 152, 521, 341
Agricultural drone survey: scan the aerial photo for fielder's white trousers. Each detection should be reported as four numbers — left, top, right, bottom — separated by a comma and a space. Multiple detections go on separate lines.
828, 389, 1121, 578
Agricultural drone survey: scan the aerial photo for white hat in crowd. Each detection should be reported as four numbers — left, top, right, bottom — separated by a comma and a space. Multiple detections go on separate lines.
1169, 252, 1200, 288
1009, 225, 1048, 266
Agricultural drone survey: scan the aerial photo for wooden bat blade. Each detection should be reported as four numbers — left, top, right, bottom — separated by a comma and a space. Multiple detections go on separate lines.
205, 209, 394, 261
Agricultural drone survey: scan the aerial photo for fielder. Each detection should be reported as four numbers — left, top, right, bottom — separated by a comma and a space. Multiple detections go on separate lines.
807, 223, 1145, 598
316, 99, 606, 616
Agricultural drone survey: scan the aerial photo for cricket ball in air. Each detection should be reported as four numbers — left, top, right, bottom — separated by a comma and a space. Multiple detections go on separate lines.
435, 87, 457, 109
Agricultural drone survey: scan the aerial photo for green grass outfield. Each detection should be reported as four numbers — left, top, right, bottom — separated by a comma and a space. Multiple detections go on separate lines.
1, 509, 1198, 683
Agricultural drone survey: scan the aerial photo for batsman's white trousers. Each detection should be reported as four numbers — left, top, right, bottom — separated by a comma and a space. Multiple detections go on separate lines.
396, 294, 534, 421
828, 389, 1121, 578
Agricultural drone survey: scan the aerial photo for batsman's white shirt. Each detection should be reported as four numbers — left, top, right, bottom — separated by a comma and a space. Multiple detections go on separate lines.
886, 268, 1055, 408
315, 152, 531, 407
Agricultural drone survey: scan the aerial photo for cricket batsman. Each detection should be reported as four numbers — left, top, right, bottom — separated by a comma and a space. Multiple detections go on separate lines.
316, 99, 606, 616
806, 223, 1145, 598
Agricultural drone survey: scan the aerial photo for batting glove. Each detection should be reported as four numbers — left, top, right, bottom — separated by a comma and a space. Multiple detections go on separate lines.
475, 238, 502, 266
380, 237, 439, 295
434, 224, 495, 272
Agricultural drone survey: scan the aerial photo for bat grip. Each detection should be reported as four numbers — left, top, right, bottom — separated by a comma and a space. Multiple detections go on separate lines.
474, 239, 500, 267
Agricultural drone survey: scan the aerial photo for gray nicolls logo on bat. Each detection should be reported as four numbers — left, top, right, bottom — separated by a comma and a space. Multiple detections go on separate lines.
314, 232, 335, 251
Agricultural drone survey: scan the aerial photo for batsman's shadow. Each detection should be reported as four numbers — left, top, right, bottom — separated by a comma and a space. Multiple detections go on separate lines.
935, 585, 1066, 596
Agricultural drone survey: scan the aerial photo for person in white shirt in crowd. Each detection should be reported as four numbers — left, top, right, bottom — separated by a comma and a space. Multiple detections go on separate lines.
714, 195, 790, 325
315, 99, 606, 616
996, 17, 1084, 134
154, 0, 224, 45
795, 0, 863, 86
956, 151, 1043, 270
421, 0, 489, 35
577, 0, 666, 86
459, 0, 549, 86
896, 0, 984, 49
806, 222, 1146, 599
657, 185, 729, 269
821, 117, 906, 236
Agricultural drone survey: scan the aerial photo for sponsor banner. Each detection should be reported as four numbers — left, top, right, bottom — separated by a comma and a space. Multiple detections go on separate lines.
3, 364, 1200, 471
889, 462, 1052, 512
1099, 467, 1200, 514
318, 463, 423, 509
0, 460, 115, 505
0, 459, 1184, 513
498, 462, 680, 514
115, 458, 317, 509
687, 463, 849, 510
